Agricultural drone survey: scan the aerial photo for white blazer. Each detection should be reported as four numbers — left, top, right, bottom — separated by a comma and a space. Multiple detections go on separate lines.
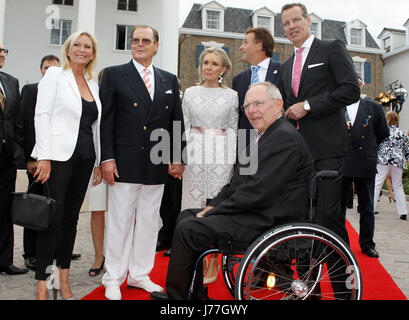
31, 66, 101, 164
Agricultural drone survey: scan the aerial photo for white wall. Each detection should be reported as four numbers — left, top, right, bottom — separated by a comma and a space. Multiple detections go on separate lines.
1, 0, 179, 90
2, 0, 78, 86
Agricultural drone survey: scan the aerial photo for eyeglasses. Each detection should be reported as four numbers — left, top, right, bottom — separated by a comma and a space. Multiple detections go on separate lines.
243, 99, 273, 111
0, 48, 9, 56
131, 38, 154, 46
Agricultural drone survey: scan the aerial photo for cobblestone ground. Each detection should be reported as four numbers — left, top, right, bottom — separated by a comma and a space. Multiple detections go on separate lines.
0, 172, 408, 300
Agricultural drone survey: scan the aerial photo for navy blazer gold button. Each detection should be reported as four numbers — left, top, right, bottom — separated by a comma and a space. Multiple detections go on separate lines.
133, 102, 138, 107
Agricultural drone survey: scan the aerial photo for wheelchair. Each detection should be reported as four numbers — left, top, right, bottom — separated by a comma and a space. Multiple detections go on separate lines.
188, 171, 362, 300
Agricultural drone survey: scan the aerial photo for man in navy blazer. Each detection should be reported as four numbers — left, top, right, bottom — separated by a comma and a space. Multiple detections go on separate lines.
232, 27, 280, 151
279, 4, 360, 244
100, 25, 185, 300
341, 76, 389, 258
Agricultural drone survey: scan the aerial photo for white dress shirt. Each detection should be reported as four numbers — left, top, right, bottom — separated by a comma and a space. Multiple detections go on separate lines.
346, 100, 360, 126
291, 34, 315, 83
133, 59, 155, 100
252, 57, 271, 83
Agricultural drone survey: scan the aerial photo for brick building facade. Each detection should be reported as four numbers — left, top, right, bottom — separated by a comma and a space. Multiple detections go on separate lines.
179, 1, 384, 100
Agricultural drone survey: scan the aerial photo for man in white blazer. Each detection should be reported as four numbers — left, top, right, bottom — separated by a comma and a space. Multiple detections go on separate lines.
99, 25, 185, 300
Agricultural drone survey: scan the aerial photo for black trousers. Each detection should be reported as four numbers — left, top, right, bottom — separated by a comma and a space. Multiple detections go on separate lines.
341, 176, 376, 250
0, 148, 17, 267
35, 155, 94, 281
315, 157, 349, 245
22, 173, 42, 259
158, 176, 182, 246
166, 209, 219, 300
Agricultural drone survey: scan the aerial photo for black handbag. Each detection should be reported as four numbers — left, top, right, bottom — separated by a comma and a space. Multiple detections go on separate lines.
10, 180, 56, 231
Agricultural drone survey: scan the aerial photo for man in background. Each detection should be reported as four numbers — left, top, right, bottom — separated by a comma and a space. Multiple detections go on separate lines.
0, 41, 27, 275
341, 75, 389, 258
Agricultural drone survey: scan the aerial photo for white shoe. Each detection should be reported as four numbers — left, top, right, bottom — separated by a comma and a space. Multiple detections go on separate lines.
127, 279, 164, 293
105, 284, 121, 300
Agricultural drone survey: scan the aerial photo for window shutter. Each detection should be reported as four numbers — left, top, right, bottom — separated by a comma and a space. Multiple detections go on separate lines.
273, 52, 280, 62
196, 45, 205, 68
364, 62, 371, 84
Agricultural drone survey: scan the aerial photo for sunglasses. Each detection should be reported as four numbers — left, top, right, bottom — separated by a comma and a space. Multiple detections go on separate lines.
131, 38, 154, 46
0, 48, 9, 56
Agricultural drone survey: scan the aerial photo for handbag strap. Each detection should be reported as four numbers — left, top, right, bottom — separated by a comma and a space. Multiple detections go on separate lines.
26, 180, 52, 198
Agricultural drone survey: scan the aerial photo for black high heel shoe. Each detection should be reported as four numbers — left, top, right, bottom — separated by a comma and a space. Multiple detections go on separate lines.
88, 256, 105, 277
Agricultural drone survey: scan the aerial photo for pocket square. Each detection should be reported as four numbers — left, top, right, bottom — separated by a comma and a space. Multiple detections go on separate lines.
308, 63, 325, 69
165, 90, 173, 94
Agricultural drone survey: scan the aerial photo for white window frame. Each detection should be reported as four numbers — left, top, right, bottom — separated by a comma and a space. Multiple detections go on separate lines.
115, 24, 135, 51
52, 0, 74, 6
309, 14, 322, 39
255, 15, 273, 33
116, 0, 139, 12
203, 9, 223, 31
311, 22, 321, 39
352, 56, 366, 81
350, 28, 364, 46
383, 36, 391, 53
50, 19, 72, 46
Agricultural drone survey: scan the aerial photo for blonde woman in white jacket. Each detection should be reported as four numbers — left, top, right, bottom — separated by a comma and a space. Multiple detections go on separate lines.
32, 31, 102, 300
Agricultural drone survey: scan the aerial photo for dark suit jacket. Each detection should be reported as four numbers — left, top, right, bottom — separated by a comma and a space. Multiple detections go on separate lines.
99, 60, 185, 185
343, 98, 389, 178
279, 38, 361, 161
232, 59, 281, 131
21, 82, 38, 162
203, 117, 314, 246
0, 71, 24, 167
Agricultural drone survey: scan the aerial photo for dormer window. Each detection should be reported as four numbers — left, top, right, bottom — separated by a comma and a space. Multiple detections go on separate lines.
309, 13, 322, 39
350, 28, 363, 46
383, 36, 391, 53
252, 7, 275, 34
206, 10, 221, 30
201, 1, 225, 32
346, 19, 366, 47
311, 23, 319, 37
256, 16, 272, 32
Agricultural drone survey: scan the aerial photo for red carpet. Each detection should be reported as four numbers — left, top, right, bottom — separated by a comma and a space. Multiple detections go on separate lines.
82, 221, 407, 300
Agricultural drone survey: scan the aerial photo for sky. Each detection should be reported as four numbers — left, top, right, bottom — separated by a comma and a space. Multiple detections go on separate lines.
179, 0, 409, 43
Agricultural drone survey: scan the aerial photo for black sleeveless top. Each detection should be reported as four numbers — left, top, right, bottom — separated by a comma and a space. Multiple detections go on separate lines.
74, 98, 98, 159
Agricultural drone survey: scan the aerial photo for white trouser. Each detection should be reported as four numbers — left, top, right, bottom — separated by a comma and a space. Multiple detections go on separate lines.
374, 164, 408, 216
102, 182, 164, 287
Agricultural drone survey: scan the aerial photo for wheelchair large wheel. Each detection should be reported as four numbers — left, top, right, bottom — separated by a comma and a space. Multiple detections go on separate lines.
234, 223, 362, 300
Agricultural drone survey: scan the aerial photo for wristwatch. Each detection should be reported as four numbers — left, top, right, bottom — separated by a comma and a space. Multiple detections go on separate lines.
303, 100, 311, 112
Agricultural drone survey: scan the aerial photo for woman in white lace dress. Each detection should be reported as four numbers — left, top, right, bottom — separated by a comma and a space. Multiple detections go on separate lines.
181, 47, 239, 284
374, 111, 409, 220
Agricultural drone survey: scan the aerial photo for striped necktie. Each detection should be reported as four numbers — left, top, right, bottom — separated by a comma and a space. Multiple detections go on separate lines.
251, 65, 260, 84
0, 87, 5, 113
143, 68, 152, 98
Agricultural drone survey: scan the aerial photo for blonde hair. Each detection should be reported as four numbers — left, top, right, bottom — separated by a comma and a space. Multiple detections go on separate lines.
60, 30, 98, 80
198, 47, 232, 88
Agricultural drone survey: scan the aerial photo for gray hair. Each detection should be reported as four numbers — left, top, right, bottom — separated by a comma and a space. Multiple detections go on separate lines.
248, 82, 283, 100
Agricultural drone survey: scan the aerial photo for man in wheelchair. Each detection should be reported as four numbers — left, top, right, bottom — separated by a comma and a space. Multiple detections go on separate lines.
151, 82, 315, 300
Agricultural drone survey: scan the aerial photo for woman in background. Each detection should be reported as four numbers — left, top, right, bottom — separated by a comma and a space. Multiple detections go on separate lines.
88, 69, 107, 277
181, 47, 239, 284
374, 111, 409, 220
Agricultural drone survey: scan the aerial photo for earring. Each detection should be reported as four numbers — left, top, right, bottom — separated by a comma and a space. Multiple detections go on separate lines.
218, 73, 224, 85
